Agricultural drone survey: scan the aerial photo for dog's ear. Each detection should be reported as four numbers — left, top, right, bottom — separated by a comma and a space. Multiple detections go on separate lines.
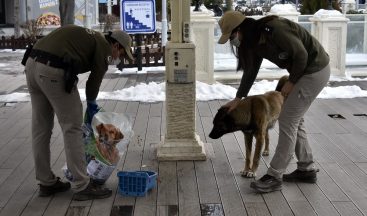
215, 107, 229, 120
96, 123, 104, 133
116, 131, 124, 140
275, 75, 289, 92
218, 106, 229, 114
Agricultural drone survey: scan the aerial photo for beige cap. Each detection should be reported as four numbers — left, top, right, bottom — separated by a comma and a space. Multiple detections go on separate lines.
111, 30, 134, 60
218, 11, 246, 44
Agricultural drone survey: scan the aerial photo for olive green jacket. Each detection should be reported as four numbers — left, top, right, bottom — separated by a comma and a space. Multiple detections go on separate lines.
34, 25, 111, 101
236, 17, 330, 98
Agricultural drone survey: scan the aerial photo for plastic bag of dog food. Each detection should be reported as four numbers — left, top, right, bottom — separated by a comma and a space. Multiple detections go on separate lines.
63, 111, 133, 184
87, 112, 134, 165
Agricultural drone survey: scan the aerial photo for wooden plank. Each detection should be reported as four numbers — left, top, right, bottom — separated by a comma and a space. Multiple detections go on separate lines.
323, 99, 367, 133
114, 77, 129, 91
177, 161, 201, 216
195, 102, 220, 205
120, 104, 150, 171
113, 103, 150, 207
149, 102, 162, 117
134, 106, 161, 216
0, 134, 65, 216
312, 133, 353, 164
297, 183, 340, 216
288, 201, 317, 216
65, 206, 90, 216
337, 163, 367, 192
262, 191, 294, 216
157, 162, 178, 206
326, 134, 367, 163
281, 163, 317, 216
114, 101, 129, 114
320, 99, 366, 134
0, 106, 32, 149
0, 153, 34, 209
0, 169, 12, 185
200, 204, 225, 216
315, 163, 350, 202
136, 73, 148, 83
245, 202, 271, 216
157, 205, 178, 216
0, 138, 26, 166
321, 163, 367, 215
195, 149, 220, 204
356, 163, 367, 174
146, 73, 164, 83
197, 101, 212, 117
110, 206, 134, 216
333, 201, 364, 216
307, 100, 348, 134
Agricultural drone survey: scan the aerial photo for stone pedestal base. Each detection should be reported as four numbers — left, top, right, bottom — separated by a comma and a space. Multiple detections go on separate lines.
157, 134, 206, 161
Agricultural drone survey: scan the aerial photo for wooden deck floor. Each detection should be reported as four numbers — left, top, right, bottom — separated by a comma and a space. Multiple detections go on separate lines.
1, 65, 367, 216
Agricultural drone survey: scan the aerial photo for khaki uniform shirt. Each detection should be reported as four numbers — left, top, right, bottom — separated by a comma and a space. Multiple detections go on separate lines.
236, 17, 330, 98
33, 25, 111, 101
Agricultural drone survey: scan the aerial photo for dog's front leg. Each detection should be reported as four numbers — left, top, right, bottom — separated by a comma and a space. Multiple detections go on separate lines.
262, 129, 270, 156
240, 133, 255, 178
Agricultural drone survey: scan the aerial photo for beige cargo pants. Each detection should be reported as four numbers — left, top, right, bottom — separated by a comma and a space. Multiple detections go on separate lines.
267, 64, 330, 179
25, 58, 89, 192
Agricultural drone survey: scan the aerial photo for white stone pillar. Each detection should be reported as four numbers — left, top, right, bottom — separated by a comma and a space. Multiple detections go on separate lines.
268, 4, 300, 22
190, 9, 216, 84
157, 0, 206, 161
310, 9, 349, 77
364, 13, 367, 53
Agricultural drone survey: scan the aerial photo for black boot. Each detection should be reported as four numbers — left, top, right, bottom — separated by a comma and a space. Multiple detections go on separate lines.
73, 180, 112, 201
39, 177, 71, 197
250, 174, 282, 193
283, 169, 319, 183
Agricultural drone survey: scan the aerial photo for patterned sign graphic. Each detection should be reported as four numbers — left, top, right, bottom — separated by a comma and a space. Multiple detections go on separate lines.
120, 0, 156, 34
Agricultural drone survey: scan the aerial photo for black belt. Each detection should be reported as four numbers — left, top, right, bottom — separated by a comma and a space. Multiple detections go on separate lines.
29, 49, 66, 69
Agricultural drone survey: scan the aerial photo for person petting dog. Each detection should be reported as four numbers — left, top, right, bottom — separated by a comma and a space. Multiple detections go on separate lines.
24, 25, 133, 200
217, 11, 330, 193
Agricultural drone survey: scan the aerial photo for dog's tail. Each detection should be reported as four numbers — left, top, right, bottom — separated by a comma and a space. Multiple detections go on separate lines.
275, 75, 289, 92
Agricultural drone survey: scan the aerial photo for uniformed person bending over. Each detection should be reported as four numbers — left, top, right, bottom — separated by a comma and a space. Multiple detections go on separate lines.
24, 25, 133, 200
217, 11, 330, 193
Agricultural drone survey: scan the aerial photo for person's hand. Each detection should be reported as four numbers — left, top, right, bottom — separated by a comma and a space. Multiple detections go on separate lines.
222, 97, 241, 113
85, 100, 101, 125
281, 81, 294, 98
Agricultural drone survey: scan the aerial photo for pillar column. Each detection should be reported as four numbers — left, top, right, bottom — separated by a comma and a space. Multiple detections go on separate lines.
157, 0, 206, 161
268, 4, 300, 22
190, 10, 216, 84
310, 9, 349, 77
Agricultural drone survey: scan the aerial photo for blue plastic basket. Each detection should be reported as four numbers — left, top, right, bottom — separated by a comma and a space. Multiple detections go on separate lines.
117, 171, 157, 196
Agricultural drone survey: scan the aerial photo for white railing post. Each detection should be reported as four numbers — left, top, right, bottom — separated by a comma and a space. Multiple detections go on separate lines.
268, 4, 300, 23
364, 12, 367, 53
190, 9, 216, 84
310, 10, 350, 78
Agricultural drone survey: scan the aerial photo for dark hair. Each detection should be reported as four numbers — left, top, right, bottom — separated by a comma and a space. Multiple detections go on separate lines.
233, 15, 279, 71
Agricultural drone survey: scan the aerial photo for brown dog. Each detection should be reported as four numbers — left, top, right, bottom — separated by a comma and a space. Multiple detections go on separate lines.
96, 123, 124, 165
209, 76, 288, 177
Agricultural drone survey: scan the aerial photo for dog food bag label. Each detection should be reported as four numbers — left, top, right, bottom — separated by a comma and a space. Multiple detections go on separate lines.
87, 159, 116, 181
